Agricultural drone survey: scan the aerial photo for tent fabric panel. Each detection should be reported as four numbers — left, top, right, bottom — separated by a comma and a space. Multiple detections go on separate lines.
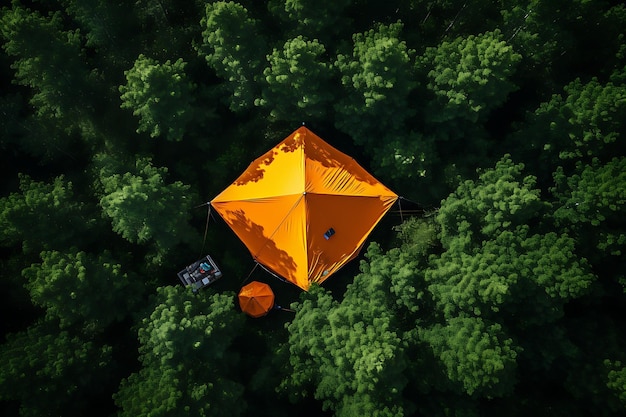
211, 195, 308, 284
212, 132, 305, 202
253, 196, 309, 289
304, 193, 398, 288
301, 128, 397, 198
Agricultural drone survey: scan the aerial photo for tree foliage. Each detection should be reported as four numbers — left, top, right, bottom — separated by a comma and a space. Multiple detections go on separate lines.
0, 320, 113, 417
0, 174, 98, 254
22, 249, 143, 332
552, 157, 626, 258
256, 36, 334, 124
114, 286, 246, 417
335, 22, 427, 178
515, 78, 626, 177
198, 1, 267, 112
95, 155, 195, 263
120, 54, 196, 142
420, 30, 521, 127
1, 1, 625, 417
0, 4, 93, 122
284, 281, 411, 417
419, 316, 519, 397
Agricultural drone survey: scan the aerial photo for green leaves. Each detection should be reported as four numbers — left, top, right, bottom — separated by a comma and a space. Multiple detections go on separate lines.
199, 1, 266, 112
336, 22, 416, 136
0, 5, 93, 121
436, 156, 544, 248
281, 231, 435, 416
427, 226, 594, 322
284, 280, 411, 417
552, 157, 626, 259
519, 78, 626, 169
420, 316, 518, 397
606, 360, 626, 407
0, 320, 113, 417
420, 30, 521, 126
335, 22, 429, 179
0, 174, 97, 253
120, 54, 196, 141
23, 249, 143, 332
257, 36, 335, 124
114, 286, 246, 417
268, 0, 352, 40
95, 155, 195, 262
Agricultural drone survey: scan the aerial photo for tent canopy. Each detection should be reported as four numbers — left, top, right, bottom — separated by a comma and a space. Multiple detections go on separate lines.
238, 281, 275, 318
211, 126, 398, 291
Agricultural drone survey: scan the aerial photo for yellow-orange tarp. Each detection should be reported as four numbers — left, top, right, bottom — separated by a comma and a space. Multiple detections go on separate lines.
211, 126, 398, 291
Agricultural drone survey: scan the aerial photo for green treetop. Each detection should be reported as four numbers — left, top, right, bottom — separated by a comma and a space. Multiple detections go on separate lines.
284, 255, 415, 417
0, 319, 113, 417
436, 155, 545, 249
256, 35, 335, 124
419, 316, 519, 397
515, 78, 626, 175
119, 54, 196, 142
0, 4, 94, 124
198, 1, 267, 112
22, 249, 144, 333
267, 0, 352, 45
335, 22, 429, 179
114, 285, 246, 417
95, 155, 195, 264
0, 174, 98, 254
419, 29, 521, 128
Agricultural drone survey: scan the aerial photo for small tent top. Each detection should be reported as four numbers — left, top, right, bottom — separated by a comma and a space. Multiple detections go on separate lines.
210, 126, 398, 290
238, 281, 275, 318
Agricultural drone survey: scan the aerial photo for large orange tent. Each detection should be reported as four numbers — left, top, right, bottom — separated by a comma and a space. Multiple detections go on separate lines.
210, 126, 398, 291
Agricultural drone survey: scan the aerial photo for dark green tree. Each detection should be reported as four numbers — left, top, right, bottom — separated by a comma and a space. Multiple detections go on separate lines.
62, 0, 139, 69
256, 36, 335, 124
335, 22, 428, 179
419, 29, 521, 130
0, 319, 113, 417
22, 249, 144, 333
284, 253, 417, 417
198, 1, 267, 112
0, 174, 98, 254
95, 154, 196, 264
419, 316, 519, 397
119, 54, 196, 142
501, 0, 626, 88
427, 225, 595, 325
435, 155, 545, 248
0, 4, 96, 129
512, 78, 626, 179
606, 360, 626, 407
113, 285, 246, 417
552, 157, 626, 260
267, 0, 352, 45
430, 156, 595, 323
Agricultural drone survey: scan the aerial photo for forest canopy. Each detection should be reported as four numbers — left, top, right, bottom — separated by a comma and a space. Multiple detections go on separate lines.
1, 1, 625, 417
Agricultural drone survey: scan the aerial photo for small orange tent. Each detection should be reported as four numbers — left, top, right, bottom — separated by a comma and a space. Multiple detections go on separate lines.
211, 126, 398, 291
238, 281, 275, 318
